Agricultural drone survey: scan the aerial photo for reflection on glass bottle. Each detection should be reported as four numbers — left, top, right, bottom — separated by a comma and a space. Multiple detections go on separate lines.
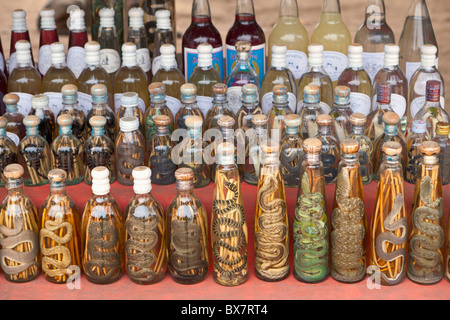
175, 83, 204, 132
329, 85, 352, 143
87, 84, 116, 141
366, 81, 394, 143
29, 94, 57, 147
348, 113, 373, 185
59, 84, 87, 145
297, 84, 324, 140
245, 115, 267, 186
267, 85, 293, 140
280, 114, 303, 188
90, 0, 125, 47
152, 10, 176, 76
115, 92, 145, 135
145, 82, 174, 143
167, 168, 209, 284
432, 122, 450, 186
8, 10, 35, 76
405, 120, 427, 185
0, 117, 18, 187
315, 114, 340, 185
2, 94, 25, 144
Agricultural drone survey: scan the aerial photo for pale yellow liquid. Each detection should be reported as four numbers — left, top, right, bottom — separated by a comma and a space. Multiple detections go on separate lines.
153, 68, 186, 101
8, 67, 43, 95
43, 67, 77, 93
114, 66, 150, 112
78, 66, 114, 112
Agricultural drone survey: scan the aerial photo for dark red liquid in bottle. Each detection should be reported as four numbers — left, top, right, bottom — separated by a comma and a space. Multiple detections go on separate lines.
69, 31, 89, 49
39, 29, 59, 48
0, 37, 6, 76
10, 31, 34, 64
0, 70, 7, 115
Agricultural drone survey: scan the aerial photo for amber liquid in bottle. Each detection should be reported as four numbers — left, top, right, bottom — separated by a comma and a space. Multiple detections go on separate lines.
0, 117, 18, 188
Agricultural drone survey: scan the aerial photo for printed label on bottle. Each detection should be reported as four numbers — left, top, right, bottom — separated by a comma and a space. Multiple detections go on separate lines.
322, 51, 348, 82
12, 92, 33, 116
286, 50, 308, 80
197, 96, 214, 118
350, 92, 372, 116
0, 53, 4, 72
261, 92, 297, 115
78, 92, 93, 116
226, 43, 266, 84
165, 96, 182, 117
227, 86, 244, 115
67, 46, 87, 79
6, 132, 20, 146
44, 92, 64, 118
9, 53, 17, 76
406, 61, 421, 84
137, 48, 151, 73
410, 96, 446, 119
362, 52, 384, 82
38, 45, 52, 76
114, 93, 146, 114
184, 46, 224, 81
297, 100, 331, 115
100, 49, 121, 74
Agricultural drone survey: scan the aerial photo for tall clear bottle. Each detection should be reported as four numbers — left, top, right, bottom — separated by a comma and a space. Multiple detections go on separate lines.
67, 9, 88, 79
0, 117, 18, 187
354, 0, 395, 82
329, 86, 353, 143
297, 84, 324, 139
152, 10, 176, 77
87, 84, 116, 141
145, 82, 174, 143
175, 83, 204, 131
399, 0, 438, 83
9, 10, 34, 76
28, 94, 57, 148
267, 85, 293, 139
432, 122, 450, 186
98, 8, 121, 79
268, 0, 309, 83
316, 114, 340, 185
405, 120, 427, 185
311, 0, 351, 86
280, 114, 303, 188
244, 114, 267, 186
59, 84, 87, 145
366, 82, 394, 143
348, 113, 373, 185
2, 94, 25, 144
38, 9, 59, 77
128, 7, 152, 82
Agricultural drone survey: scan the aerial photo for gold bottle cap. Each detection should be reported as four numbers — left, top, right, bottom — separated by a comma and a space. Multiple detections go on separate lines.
61, 84, 78, 95
175, 168, 194, 181
260, 141, 280, 154
48, 169, 67, 183
420, 141, 440, 156
148, 82, 166, 95
4, 164, 24, 179
316, 114, 333, 126
349, 113, 367, 126
303, 138, 322, 154
23, 115, 40, 127
57, 114, 73, 127
3, 93, 20, 105
89, 116, 106, 127
303, 85, 320, 96
212, 83, 227, 95
0, 117, 7, 128
436, 122, 450, 136
382, 141, 403, 156
91, 84, 108, 97
285, 114, 301, 127
154, 115, 171, 126
382, 111, 400, 125
217, 142, 235, 156
217, 115, 235, 128
251, 114, 268, 126
185, 115, 203, 128
235, 41, 251, 53
340, 139, 360, 154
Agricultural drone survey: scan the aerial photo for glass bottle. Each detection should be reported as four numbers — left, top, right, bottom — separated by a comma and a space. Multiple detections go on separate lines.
152, 10, 176, 77
43, 42, 77, 117
432, 122, 450, 186
212, 142, 248, 286
261, 45, 297, 115
226, 41, 260, 115
84, 116, 116, 185
7, 40, 42, 117
38, 9, 59, 77
311, 0, 351, 85
128, 7, 152, 82
87, 84, 116, 141
145, 82, 175, 143
148, 115, 176, 186
268, 0, 309, 83
235, 83, 263, 133
0, 35, 6, 76
407, 141, 445, 285
28, 94, 58, 147
19, 115, 51, 186
405, 120, 427, 185
0, 117, 18, 187
254, 142, 289, 281
40, 169, 81, 284
175, 83, 204, 131
125, 166, 167, 284
98, 8, 121, 78
90, 0, 125, 46
280, 114, 303, 188
0, 164, 40, 283
329, 85, 353, 143
409, 45, 444, 121
59, 84, 87, 145
337, 44, 372, 116
167, 168, 209, 284
399, 0, 438, 83
370, 141, 407, 286
373, 112, 407, 182
297, 43, 333, 114
81, 166, 123, 284
354, 0, 395, 82
294, 138, 329, 283
2, 94, 25, 145
183, 0, 223, 81
115, 117, 146, 186
67, 8, 88, 79
366, 81, 394, 143
413, 80, 449, 140
114, 43, 149, 114
244, 114, 267, 186
297, 84, 324, 140
188, 44, 222, 118
0, 68, 6, 116
205, 83, 234, 132
348, 113, 373, 185
331, 139, 367, 283
226, 0, 266, 84
316, 114, 340, 185
372, 44, 408, 133
116, 92, 145, 135
51, 115, 84, 186
8, 10, 34, 76
267, 85, 293, 139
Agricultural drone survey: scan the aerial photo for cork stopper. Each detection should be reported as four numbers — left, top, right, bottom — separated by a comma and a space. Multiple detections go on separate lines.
48, 169, 67, 183
236, 41, 251, 53
3, 93, 20, 106
382, 111, 400, 125
349, 113, 367, 126
316, 114, 333, 126
154, 115, 171, 126
334, 86, 351, 105
242, 84, 258, 104
260, 141, 279, 154
61, 84, 78, 96
273, 85, 288, 104
181, 83, 197, 103
132, 166, 152, 194
0, 117, 7, 129
185, 115, 203, 128
340, 139, 360, 155
217, 142, 235, 156
420, 141, 440, 156
23, 115, 40, 127
218, 116, 235, 128
303, 138, 322, 154
436, 122, 450, 136
285, 114, 301, 128
4, 164, 24, 179
175, 168, 194, 181
57, 114, 73, 127
149, 82, 166, 103
382, 141, 402, 156
252, 114, 268, 126
304, 85, 320, 104
91, 84, 108, 97
212, 83, 227, 95
89, 116, 106, 128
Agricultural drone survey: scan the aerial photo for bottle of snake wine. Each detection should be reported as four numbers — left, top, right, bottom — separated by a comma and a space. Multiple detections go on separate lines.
205, 83, 234, 132
432, 122, 450, 186
331, 139, 367, 283
329, 86, 353, 144
51, 115, 84, 186
40, 169, 81, 284
315, 114, 340, 185
115, 117, 146, 186
115, 92, 145, 136
152, 10, 176, 77
125, 166, 167, 285
267, 85, 293, 140
280, 114, 303, 188
244, 114, 268, 186
67, 8, 88, 80
2, 94, 25, 144
28, 94, 57, 147
294, 138, 329, 283
167, 168, 209, 284
297, 84, 324, 140
175, 83, 204, 131
145, 82, 174, 144
348, 113, 373, 186
405, 120, 427, 185
370, 141, 407, 286
87, 84, 116, 141
0, 117, 18, 188
58, 84, 87, 145
212, 142, 248, 286
254, 141, 289, 282
148, 115, 176, 186
0, 164, 40, 283
81, 166, 124, 284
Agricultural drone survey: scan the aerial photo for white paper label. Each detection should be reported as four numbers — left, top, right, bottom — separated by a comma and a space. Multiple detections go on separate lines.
362, 52, 384, 82
350, 92, 372, 116
152, 56, 161, 76
227, 86, 244, 115
406, 61, 421, 84
38, 45, 52, 76
6, 132, 20, 146
13, 92, 33, 116
100, 49, 121, 74
297, 101, 331, 115
114, 93, 146, 114
0, 53, 4, 73
137, 48, 151, 73
78, 92, 93, 116
391, 94, 407, 118
44, 92, 63, 118
322, 51, 349, 82
286, 50, 308, 80
261, 92, 297, 115
9, 53, 17, 75
196, 96, 214, 118
67, 47, 87, 79
165, 96, 182, 117
436, 58, 439, 69
410, 96, 446, 119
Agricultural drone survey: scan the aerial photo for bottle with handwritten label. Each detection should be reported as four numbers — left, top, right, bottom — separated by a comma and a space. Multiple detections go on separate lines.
366, 82, 394, 143
152, 10, 176, 76
98, 7, 121, 78
316, 114, 340, 185
329, 86, 353, 143
9, 10, 34, 76
280, 114, 303, 188
38, 9, 59, 77
87, 84, 116, 141
67, 8, 88, 79
175, 83, 204, 131
405, 120, 427, 185
145, 82, 174, 143
2, 94, 25, 144
267, 85, 293, 139
128, 7, 152, 82
28, 94, 57, 147
0, 117, 18, 187
59, 84, 87, 145
297, 85, 324, 140
348, 113, 373, 185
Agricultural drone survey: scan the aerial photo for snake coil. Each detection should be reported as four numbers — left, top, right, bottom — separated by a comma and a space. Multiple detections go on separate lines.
117, 144, 145, 184
150, 147, 176, 185
280, 147, 302, 187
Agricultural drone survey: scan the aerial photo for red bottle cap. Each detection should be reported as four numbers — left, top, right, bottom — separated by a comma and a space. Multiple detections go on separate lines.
426, 80, 441, 102
377, 82, 391, 104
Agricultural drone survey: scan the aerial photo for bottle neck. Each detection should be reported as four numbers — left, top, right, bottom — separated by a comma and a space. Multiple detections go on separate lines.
305, 153, 321, 165
407, 0, 429, 18
236, 0, 256, 17
341, 153, 360, 166
6, 178, 24, 193
26, 126, 39, 136
274, 101, 289, 111
242, 101, 258, 110
49, 183, 67, 195
365, 0, 387, 24
318, 125, 332, 136
6, 104, 18, 113
383, 155, 401, 170
59, 125, 72, 136
422, 155, 438, 166
280, 0, 299, 18
262, 151, 280, 166
351, 124, 365, 136
192, 0, 212, 22
220, 127, 235, 142
322, 0, 341, 14
286, 125, 300, 136
92, 125, 105, 137
254, 125, 267, 136
425, 101, 441, 110
156, 125, 170, 135
176, 180, 194, 193
188, 128, 202, 139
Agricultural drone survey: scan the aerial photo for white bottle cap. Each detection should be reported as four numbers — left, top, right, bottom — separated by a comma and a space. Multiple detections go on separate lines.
197, 44, 213, 68
120, 116, 140, 132
91, 166, 111, 195
99, 7, 115, 28
156, 10, 171, 30
121, 92, 139, 108
50, 42, 66, 65
12, 9, 27, 33
15, 40, 32, 64
32, 94, 50, 109
308, 43, 324, 67
122, 42, 137, 67
421, 44, 437, 68
129, 7, 145, 29
160, 44, 176, 69
85, 41, 101, 66
132, 166, 152, 194
69, 8, 86, 31
348, 44, 363, 68
384, 44, 399, 67
40, 9, 56, 30
271, 44, 287, 69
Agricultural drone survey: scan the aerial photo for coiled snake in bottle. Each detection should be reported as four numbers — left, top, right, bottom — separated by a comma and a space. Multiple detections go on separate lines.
408, 176, 444, 283
117, 144, 145, 183
212, 182, 247, 277
280, 147, 302, 187
150, 147, 176, 185
331, 169, 366, 282
255, 175, 289, 280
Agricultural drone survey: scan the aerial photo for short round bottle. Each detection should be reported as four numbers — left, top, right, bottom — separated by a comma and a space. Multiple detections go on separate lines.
366, 81, 395, 143
235, 83, 263, 133
87, 84, 116, 141
58, 84, 87, 144
145, 82, 174, 144
297, 84, 324, 140
280, 114, 303, 188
